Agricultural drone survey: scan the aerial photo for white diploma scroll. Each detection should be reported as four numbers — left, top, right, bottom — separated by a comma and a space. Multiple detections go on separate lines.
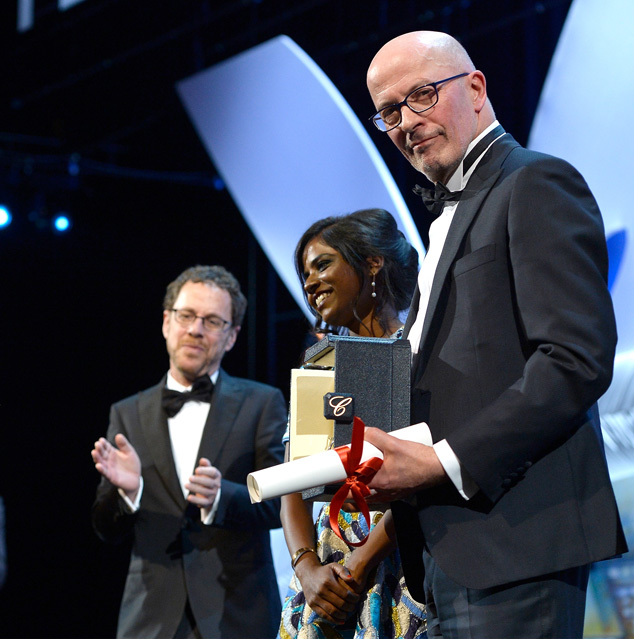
247, 423, 432, 503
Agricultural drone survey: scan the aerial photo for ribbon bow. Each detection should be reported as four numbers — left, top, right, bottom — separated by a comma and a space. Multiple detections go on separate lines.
328, 416, 383, 547
161, 375, 214, 417
413, 182, 463, 217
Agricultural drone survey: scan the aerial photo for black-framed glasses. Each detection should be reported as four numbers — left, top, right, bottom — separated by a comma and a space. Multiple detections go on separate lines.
369, 72, 470, 132
170, 308, 231, 332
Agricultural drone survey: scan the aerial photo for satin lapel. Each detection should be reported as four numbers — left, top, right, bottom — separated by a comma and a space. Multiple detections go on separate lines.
196, 369, 242, 466
418, 135, 518, 356
403, 284, 421, 339
138, 377, 184, 505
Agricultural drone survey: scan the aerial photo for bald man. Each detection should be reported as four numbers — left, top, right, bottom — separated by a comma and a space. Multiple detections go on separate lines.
361, 31, 626, 638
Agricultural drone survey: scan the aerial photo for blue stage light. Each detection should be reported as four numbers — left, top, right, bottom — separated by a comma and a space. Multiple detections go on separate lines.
53, 214, 71, 232
0, 206, 12, 228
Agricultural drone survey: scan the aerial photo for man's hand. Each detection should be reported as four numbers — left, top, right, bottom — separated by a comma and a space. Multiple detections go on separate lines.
364, 427, 448, 502
91, 433, 141, 501
186, 458, 221, 509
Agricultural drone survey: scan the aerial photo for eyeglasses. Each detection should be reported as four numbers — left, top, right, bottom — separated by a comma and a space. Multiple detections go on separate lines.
170, 308, 231, 332
369, 72, 470, 133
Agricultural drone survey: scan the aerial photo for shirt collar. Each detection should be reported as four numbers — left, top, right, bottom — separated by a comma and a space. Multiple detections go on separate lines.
167, 370, 219, 391
446, 120, 503, 192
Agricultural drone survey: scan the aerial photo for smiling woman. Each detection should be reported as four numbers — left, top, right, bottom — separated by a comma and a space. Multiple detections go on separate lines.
280, 208, 424, 639
294, 208, 418, 338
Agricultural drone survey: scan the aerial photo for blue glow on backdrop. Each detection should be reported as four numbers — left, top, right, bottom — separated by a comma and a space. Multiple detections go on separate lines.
53, 214, 71, 232
0, 206, 12, 228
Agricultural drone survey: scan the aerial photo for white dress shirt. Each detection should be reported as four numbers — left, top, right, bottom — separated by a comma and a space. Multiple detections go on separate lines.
119, 370, 221, 524
409, 121, 505, 500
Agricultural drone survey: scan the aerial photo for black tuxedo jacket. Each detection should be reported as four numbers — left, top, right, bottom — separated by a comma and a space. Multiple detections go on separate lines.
398, 133, 627, 596
92, 369, 287, 639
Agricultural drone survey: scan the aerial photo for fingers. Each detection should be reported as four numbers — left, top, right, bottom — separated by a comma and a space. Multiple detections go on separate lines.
186, 462, 221, 507
301, 564, 360, 623
365, 487, 400, 503
187, 492, 217, 507
114, 433, 131, 450
310, 590, 356, 624
313, 602, 351, 625
331, 562, 361, 591
363, 426, 392, 452
193, 462, 221, 481
186, 476, 219, 495
91, 437, 111, 464
92, 434, 128, 462
91, 438, 116, 481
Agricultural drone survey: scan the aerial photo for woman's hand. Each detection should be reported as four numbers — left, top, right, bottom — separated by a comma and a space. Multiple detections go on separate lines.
343, 550, 373, 594
294, 553, 361, 624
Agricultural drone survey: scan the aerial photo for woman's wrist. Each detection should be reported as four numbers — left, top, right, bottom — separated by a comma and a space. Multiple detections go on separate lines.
293, 549, 322, 581
291, 547, 319, 571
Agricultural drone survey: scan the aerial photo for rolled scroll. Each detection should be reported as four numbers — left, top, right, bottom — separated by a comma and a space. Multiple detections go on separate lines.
247, 422, 431, 504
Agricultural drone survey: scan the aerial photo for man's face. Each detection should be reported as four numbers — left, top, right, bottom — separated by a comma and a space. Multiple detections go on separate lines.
368, 44, 481, 184
162, 281, 239, 385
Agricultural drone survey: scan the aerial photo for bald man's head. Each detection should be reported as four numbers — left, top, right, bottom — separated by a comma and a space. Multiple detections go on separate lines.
367, 31, 495, 184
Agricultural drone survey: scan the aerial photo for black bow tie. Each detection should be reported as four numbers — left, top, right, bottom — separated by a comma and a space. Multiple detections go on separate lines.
414, 124, 506, 217
161, 375, 214, 417
413, 182, 463, 217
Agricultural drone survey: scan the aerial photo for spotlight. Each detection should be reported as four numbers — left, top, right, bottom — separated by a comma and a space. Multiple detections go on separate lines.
0, 205, 12, 229
53, 213, 72, 233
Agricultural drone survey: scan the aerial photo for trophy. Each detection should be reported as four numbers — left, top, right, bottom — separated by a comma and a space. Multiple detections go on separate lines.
288, 334, 411, 500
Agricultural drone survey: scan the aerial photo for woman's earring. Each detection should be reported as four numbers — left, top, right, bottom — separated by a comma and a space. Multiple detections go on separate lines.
371, 271, 376, 298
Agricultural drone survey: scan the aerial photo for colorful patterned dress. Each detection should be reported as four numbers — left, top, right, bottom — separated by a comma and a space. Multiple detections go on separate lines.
279, 504, 427, 639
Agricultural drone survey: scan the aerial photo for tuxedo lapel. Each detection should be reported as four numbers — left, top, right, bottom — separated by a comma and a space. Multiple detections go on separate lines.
403, 283, 421, 339
196, 369, 242, 466
418, 171, 499, 349
138, 378, 185, 506
416, 135, 519, 368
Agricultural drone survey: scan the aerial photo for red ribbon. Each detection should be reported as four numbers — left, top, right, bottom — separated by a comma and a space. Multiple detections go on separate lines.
328, 416, 383, 547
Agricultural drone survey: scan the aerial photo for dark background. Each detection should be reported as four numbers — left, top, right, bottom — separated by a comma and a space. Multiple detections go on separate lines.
0, 1, 572, 636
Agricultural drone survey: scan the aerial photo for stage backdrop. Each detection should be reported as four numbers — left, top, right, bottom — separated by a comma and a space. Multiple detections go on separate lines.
176, 35, 424, 323
529, 1, 634, 636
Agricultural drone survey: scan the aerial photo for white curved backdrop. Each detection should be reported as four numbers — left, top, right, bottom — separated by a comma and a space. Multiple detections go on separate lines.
177, 35, 424, 321
529, 0, 634, 480
529, 0, 634, 356
530, 2, 634, 634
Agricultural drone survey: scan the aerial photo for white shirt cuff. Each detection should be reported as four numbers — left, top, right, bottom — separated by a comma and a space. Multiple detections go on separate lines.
117, 478, 221, 524
433, 439, 479, 500
201, 486, 221, 525
117, 477, 143, 512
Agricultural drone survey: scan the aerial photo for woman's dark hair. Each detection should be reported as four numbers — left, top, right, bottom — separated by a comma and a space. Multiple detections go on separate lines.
294, 208, 419, 333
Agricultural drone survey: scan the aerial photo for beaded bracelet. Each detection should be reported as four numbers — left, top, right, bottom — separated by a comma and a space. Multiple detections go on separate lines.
290, 547, 318, 570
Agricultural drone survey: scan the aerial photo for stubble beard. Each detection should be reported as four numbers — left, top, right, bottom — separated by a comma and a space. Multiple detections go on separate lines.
407, 145, 460, 186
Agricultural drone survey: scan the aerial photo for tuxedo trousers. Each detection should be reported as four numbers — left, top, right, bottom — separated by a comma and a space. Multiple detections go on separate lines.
422, 548, 589, 639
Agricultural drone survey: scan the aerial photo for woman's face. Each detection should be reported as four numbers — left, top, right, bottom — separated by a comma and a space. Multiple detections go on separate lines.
302, 236, 372, 331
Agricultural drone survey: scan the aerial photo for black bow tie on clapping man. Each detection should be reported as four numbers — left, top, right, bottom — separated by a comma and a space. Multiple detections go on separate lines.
414, 124, 506, 217
161, 375, 214, 417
